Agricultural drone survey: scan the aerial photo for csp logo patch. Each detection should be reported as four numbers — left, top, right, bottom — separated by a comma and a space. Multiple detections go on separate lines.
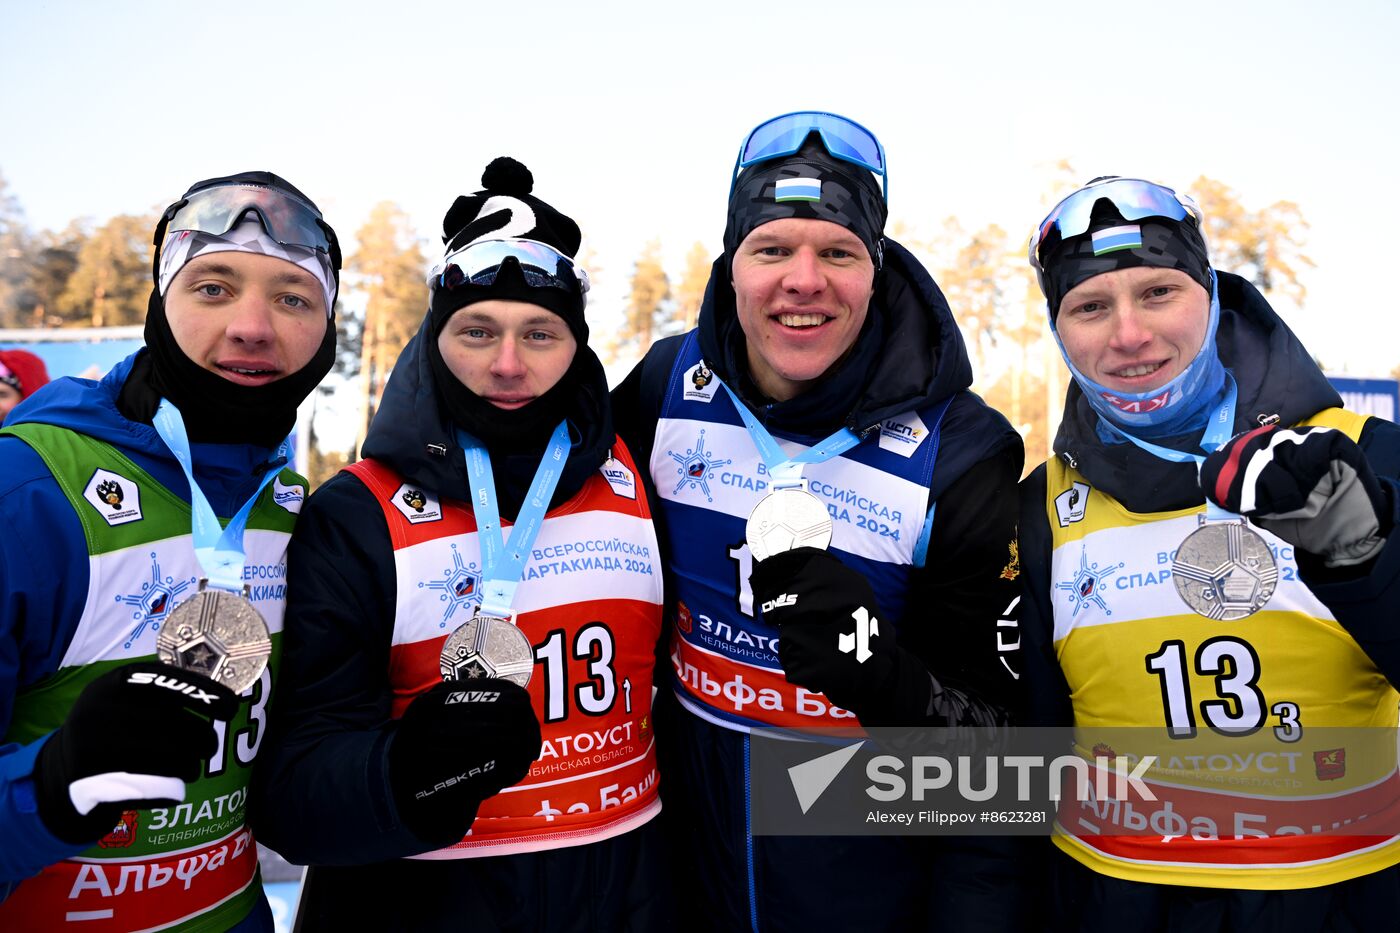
878, 411, 928, 458
272, 476, 306, 514
600, 458, 637, 500
84, 468, 143, 526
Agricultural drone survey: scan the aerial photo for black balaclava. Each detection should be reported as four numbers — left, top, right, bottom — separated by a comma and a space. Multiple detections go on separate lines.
427, 157, 589, 453
120, 171, 340, 448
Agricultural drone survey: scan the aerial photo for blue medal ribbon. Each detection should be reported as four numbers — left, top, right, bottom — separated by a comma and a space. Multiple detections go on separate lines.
152, 399, 290, 593
457, 421, 572, 618
720, 383, 862, 486
1098, 374, 1240, 522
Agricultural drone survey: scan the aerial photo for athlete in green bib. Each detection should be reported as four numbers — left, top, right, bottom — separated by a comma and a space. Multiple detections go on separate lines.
0, 171, 340, 933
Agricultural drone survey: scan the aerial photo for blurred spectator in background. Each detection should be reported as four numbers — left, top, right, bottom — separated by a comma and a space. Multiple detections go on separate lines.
0, 349, 50, 423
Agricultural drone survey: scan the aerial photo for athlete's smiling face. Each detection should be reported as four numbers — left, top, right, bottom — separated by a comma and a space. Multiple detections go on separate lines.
164, 251, 327, 386
731, 217, 875, 402
1055, 266, 1210, 394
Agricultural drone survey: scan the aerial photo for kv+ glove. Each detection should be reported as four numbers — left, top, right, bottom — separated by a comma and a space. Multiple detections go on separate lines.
387, 678, 541, 847
1201, 425, 1393, 569
34, 661, 239, 844
750, 547, 933, 725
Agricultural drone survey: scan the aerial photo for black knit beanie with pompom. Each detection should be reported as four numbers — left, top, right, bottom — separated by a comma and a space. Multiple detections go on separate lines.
430, 157, 586, 342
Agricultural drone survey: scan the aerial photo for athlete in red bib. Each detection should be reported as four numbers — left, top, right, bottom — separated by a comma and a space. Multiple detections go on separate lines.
253, 159, 671, 930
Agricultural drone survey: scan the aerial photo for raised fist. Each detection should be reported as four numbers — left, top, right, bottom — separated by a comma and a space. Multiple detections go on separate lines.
1202, 425, 1392, 568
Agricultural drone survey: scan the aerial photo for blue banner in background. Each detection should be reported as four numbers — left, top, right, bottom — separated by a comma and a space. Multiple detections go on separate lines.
1328, 376, 1400, 422
1, 328, 308, 474
0, 333, 144, 381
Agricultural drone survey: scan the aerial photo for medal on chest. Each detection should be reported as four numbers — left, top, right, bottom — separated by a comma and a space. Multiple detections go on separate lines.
151, 400, 286, 692
1099, 375, 1277, 621
439, 609, 535, 687
1171, 515, 1279, 620
721, 383, 860, 562
158, 584, 272, 693
436, 422, 572, 688
746, 482, 833, 561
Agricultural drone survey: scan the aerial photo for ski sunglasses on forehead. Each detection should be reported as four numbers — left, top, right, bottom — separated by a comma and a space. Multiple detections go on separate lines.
157, 184, 335, 255
730, 111, 888, 201
428, 238, 591, 307
1027, 177, 1202, 293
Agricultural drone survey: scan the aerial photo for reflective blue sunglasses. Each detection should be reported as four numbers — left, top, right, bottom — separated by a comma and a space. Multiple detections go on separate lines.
1028, 178, 1202, 289
731, 111, 888, 201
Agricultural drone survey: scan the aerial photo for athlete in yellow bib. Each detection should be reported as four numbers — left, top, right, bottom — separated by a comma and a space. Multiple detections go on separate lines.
1019, 176, 1400, 932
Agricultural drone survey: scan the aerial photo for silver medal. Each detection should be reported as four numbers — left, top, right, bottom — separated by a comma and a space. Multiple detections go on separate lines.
1171, 517, 1278, 620
157, 585, 272, 694
439, 612, 534, 687
746, 486, 833, 562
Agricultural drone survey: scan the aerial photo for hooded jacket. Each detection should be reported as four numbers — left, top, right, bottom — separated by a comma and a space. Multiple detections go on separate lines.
1020, 270, 1400, 724
251, 313, 620, 865
614, 237, 1025, 728
612, 238, 1031, 932
0, 352, 285, 899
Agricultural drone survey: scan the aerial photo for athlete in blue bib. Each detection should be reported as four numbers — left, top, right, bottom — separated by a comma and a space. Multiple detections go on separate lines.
613, 112, 1029, 931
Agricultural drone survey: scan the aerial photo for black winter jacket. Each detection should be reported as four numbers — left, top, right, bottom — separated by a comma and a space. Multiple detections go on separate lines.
251, 315, 616, 866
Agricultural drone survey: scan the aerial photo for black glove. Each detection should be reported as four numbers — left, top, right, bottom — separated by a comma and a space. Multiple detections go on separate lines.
1202, 425, 1393, 569
387, 678, 541, 846
750, 547, 934, 725
34, 661, 239, 844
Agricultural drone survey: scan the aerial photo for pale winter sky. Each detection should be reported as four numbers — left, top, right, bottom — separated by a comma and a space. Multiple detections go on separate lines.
3, 0, 1397, 442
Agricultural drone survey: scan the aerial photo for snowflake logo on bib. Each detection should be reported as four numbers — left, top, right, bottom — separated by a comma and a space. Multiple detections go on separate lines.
1054, 546, 1124, 619
418, 543, 484, 627
114, 552, 197, 648
667, 430, 732, 502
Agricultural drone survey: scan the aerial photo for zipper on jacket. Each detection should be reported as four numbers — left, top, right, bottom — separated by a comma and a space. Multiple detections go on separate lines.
745, 734, 759, 932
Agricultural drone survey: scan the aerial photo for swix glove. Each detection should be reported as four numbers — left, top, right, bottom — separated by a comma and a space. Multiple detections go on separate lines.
34, 661, 238, 844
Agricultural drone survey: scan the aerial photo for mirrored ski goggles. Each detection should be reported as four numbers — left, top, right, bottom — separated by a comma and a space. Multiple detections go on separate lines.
160, 184, 334, 254
1029, 177, 1200, 270
429, 238, 590, 303
732, 111, 888, 200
